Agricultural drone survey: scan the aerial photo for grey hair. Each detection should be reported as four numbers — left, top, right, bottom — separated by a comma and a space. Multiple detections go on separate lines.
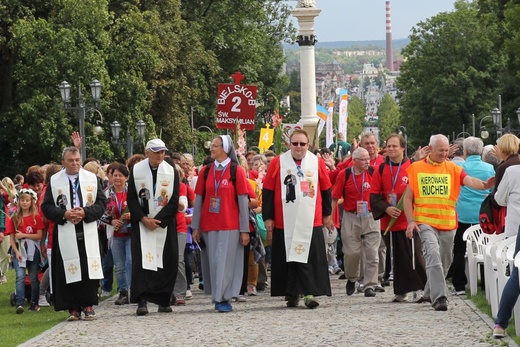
182, 153, 194, 163
351, 147, 369, 159
429, 134, 449, 148
61, 146, 79, 160
360, 132, 379, 147
452, 138, 464, 156
252, 154, 267, 165
463, 137, 484, 156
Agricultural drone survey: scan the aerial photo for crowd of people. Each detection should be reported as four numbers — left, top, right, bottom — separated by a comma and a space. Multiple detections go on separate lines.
1, 129, 520, 339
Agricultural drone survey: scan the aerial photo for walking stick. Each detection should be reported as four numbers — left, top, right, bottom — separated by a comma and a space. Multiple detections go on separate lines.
412, 234, 415, 270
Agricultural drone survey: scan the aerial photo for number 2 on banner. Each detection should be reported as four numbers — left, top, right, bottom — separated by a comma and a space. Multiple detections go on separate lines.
231, 96, 241, 112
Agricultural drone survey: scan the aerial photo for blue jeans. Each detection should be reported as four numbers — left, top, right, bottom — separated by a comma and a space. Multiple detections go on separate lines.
12, 249, 41, 306
111, 236, 132, 291
101, 247, 114, 292
495, 229, 520, 328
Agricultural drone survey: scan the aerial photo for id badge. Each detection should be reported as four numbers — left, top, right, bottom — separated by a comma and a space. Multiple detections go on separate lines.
209, 196, 221, 213
357, 201, 369, 217
300, 180, 310, 193
387, 192, 397, 207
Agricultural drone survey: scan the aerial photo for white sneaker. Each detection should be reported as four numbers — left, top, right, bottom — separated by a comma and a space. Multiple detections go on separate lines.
451, 289, 466, 296
185, 289, 193, 300
38, 294, 50, 307
392, 294, 409, 302
100, 290, 111, 298
0, 274, 7, 284
413, 289, 424, 301
234, 295, 247, 302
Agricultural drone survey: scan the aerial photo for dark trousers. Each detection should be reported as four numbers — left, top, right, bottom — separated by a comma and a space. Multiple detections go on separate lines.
184, 248, 193, 288
451, 222, 471, 292
240, 240, 250, 295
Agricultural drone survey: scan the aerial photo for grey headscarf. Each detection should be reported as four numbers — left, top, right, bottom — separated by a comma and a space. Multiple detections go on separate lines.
220, 135, 239, 164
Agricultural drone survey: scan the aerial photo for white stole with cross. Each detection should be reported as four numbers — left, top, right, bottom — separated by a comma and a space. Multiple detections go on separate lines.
132, 159, 175, 271
51, 169, 103, 284
279, 151, 318, 263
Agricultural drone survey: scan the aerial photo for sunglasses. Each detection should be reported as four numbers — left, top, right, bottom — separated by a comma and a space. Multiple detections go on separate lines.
291, 142, 308, 147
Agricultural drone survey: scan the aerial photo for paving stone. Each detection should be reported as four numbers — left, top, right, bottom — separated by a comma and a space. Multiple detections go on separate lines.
20, 276, 518, 346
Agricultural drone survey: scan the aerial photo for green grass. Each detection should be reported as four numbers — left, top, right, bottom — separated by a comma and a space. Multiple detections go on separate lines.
0, 268, 116, 347
470, 286, 520, 346
0, 269, 67, 346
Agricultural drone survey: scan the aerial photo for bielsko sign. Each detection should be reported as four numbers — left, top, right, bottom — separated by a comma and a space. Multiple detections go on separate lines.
216, 72, 257, 130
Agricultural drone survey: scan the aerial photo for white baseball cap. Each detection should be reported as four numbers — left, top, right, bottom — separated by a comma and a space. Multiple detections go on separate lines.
145, 139, 168, 152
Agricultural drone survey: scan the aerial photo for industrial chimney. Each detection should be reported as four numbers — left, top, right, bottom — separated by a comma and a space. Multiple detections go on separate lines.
385, 1, 393, 71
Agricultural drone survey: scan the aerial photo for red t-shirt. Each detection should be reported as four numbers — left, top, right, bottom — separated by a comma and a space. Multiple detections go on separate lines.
332, 168, 373, 212
176, 182, 188, 233
329, 154, 384, 184
263, 155, 332, 229
195, 163, 249, 232
371, 160, 411, 231
5, 213, 45, 236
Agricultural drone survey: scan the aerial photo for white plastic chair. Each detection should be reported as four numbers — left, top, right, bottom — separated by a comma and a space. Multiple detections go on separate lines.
483, 233, 507, 311
493, 237, 515, 317
463, 225, 485, 295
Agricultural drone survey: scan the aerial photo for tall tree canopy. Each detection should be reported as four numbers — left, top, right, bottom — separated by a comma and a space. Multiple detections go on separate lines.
397, 0, 505, 147
0, 0, 295, 177
377, 93, 401, 142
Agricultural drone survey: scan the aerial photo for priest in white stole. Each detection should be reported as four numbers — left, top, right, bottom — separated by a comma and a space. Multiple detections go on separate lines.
41, 147, 106, 316
262, 130, 333, 309
127, 139, 179, 315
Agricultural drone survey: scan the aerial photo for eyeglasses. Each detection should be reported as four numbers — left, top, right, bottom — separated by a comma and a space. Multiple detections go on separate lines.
210, 144, 222, 149
291, 142, 308, 147
354, 158, 370, 162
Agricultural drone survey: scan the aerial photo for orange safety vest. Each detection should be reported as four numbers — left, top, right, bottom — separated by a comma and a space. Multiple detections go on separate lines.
406, 159, 463, 231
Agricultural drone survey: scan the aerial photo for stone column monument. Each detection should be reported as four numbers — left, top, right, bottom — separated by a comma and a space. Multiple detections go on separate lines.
292, 0, 321, 147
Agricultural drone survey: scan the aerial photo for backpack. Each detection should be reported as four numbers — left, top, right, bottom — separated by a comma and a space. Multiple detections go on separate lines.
479, 194, 506, 235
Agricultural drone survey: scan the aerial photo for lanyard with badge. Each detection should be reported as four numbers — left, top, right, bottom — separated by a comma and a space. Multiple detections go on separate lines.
387, 161, 402, 207
114, 188, 129, 232
209, 163, 227, 213
295, 160, 311, 195
351, 168, 368, 217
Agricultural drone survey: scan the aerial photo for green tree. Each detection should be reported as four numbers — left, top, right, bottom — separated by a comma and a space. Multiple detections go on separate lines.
179, 0, 296, 130
0, 0, 112, 176
378, 93, 401, 141
346, 96, 364, 142
397, 0, 505, 148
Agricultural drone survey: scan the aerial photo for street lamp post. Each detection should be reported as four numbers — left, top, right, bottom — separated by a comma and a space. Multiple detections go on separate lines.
191, 107, 196, 157
482, 107, 520, 139
479, 115, 493, 139
456, 131, 471, 139
59, 80, 102, 160
197, 126, 214, 150
398, 126, 407, 158
491, 107, 502, 138
471, 114, 475, 136
110, 120, 147, 157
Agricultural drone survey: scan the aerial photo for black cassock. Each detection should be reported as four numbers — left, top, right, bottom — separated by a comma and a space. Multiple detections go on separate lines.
41, 174, 106, 311
127, 162, 179, 307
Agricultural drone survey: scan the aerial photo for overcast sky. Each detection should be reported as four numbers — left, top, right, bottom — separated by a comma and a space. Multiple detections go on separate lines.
289, 0, 458, 41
